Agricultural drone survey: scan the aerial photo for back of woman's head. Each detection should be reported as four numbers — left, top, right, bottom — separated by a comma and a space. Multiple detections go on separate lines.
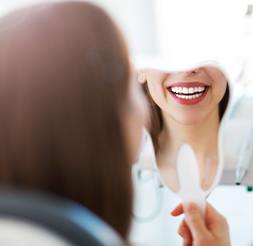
0, 1, 132, 238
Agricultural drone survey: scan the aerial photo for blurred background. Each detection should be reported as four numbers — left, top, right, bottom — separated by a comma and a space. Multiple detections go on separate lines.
1, 1, 253, 245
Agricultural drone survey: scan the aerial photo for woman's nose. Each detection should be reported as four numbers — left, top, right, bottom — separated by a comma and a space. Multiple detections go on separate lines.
178, 68, 200, 78
182, 68, 200, 76
170, 68, 200, 80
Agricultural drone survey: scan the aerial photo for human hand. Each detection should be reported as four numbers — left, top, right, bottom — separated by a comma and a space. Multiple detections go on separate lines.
171, 203, 230, 246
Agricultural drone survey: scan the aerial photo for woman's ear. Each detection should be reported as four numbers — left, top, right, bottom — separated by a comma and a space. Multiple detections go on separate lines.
137, 70, 147, 84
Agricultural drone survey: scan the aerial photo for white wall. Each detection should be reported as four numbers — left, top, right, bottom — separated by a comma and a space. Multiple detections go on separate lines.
93, 0, 158, 58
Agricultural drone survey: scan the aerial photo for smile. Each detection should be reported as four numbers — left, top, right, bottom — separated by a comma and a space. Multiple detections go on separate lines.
167, 82, 209, 105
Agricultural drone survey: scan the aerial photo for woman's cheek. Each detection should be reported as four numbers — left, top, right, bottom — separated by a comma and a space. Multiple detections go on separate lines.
147, 81, 166, 108
215, 82, 228, 103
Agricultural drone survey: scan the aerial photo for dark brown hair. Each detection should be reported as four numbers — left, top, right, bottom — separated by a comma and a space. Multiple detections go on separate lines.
143, 82, 230, 153
0, 1, 132, 238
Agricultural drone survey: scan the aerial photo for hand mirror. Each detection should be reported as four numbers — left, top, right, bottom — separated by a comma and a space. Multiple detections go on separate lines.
137, 62, 231, 212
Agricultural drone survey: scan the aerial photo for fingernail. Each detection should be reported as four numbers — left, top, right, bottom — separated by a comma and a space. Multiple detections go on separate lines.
170, 209, 174, 215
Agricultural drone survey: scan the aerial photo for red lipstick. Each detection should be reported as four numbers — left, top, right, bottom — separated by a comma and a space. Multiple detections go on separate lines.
167, 82, 209, 105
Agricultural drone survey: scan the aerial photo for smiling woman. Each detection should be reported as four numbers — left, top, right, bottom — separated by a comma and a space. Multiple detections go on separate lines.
139, 65, 229, 192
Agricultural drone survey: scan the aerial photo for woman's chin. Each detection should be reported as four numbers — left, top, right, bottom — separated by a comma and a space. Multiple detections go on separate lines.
171, 113, 206, 126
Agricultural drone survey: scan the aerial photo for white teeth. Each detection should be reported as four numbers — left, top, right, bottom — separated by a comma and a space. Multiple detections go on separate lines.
170, 86, 206, 95
198, 86, 205, 92
171, 87, 178, 93
182, 88, 188, 94
189, 87, 194, 94
175, 92, 203, 100
193, 87, 199, 93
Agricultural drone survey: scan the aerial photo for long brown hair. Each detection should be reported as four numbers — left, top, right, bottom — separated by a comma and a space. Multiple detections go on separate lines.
0, 1, 132, 238
143, 81, 230, 153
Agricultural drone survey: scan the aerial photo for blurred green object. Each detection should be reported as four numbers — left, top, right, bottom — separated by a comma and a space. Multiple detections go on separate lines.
247, 186, 253, 192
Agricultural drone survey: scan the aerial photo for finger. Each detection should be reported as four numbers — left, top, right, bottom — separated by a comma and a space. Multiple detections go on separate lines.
184, 203, 208, 239
178, 220, 192, 242
171, 204, 183, 216
205, 203, 227, 229
183, 238, 192, 246
205, 203, 222, 221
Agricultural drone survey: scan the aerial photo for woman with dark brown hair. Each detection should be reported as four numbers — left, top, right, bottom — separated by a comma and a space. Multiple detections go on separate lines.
0, 1, 147, 239
0, 1, 229, 245
138, 67, 229, 192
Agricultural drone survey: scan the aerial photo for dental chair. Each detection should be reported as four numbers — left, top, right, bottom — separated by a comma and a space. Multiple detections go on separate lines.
0, 190, 123, 246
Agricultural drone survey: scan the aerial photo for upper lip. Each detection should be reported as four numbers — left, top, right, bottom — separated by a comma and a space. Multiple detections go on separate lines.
166, 81, 210, 88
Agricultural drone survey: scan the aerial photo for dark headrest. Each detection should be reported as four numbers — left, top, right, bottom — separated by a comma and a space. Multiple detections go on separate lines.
0, 189, 123, 246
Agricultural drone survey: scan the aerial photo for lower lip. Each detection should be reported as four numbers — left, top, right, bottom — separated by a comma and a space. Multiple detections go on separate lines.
168, 89, 208, 105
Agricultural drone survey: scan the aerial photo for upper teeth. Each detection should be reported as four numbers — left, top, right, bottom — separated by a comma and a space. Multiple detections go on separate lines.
171, 86, 205, 94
